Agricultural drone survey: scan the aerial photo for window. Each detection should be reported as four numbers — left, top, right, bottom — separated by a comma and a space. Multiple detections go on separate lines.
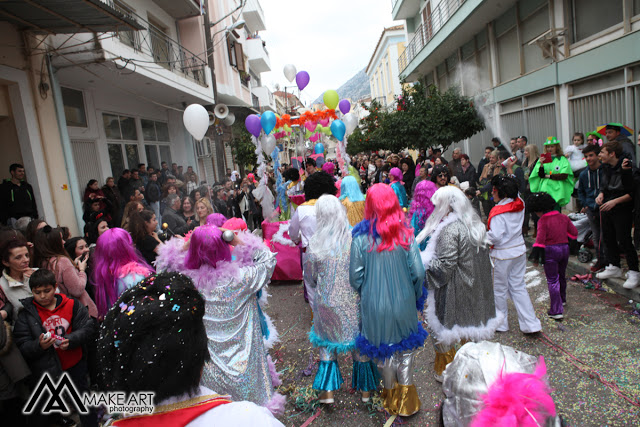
145, 144, 172, 170
141, 119, 169, 141
103, 113, 138, 140
113, 1, 139, 50
61, 87, 87, 127
570, 0, 623, 43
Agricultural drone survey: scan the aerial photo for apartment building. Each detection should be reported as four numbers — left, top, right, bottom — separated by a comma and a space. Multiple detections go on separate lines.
366, 25, 407, 109
393, 0, 640, 161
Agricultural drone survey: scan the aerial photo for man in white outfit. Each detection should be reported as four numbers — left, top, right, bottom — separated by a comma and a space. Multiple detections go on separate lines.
486, 176, 541, 334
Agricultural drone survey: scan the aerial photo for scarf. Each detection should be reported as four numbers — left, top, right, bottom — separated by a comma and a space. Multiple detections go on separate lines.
487, 198, 524, 230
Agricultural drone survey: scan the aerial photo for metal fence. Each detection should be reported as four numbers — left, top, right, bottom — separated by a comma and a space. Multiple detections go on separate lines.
111, 5, 207, 86
398, 0, 466, 73
570, 88, 626, 135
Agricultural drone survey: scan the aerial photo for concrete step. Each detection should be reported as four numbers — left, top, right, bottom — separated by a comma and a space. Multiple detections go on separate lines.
523, 236, 640, 303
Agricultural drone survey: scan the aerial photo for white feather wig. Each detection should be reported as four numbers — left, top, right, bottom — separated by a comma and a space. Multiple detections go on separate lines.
416, 186, 487, 248
308, 194, 351, 260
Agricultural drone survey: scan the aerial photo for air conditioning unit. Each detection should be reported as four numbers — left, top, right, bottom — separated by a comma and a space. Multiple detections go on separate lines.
196, 137, 212, 157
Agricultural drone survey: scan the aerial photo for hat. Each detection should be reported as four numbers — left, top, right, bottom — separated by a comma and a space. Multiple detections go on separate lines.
544, 137, 560, 146
605, 123, 622, 131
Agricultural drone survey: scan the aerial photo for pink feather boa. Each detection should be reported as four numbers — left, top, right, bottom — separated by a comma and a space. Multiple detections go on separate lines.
265, 392, 286, 417
118, 261, 152, 279
472, 357, 556, 427
155, 230, 268, 291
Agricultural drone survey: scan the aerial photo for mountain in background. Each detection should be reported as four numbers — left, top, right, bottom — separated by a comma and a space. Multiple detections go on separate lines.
313, 68, 370, 105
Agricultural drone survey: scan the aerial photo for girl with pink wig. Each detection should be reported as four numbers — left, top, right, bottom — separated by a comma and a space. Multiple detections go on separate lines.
92, 228, 153, 318
389, 167, 409, 208
349, 183, 427, 416
154, 225, 285, 416
409, 180, 438, 250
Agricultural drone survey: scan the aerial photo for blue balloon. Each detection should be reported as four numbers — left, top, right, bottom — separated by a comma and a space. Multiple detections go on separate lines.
314, 143, 325, 154
330, 119, 346, 141
260, 111, 276, 134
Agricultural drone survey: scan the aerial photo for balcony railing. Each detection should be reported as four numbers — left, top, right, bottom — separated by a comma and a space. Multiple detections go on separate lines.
109, 2, 207, 86
398, 0, 466, 74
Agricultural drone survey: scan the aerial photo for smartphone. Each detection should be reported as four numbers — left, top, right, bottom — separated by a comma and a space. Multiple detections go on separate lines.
542, 153, 553, 163
80, 253, 88, 262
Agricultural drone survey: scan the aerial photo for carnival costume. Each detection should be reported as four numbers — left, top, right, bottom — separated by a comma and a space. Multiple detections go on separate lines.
529, 137, 574, 207
350, 184, 427, 416
304, 196, 378, 400
339, 176, 366, 227
389, 167, 409, 208
419, 187, 499, 378
409, 180, 438, 251
486, 180, 541, 334
155, 229, 285, 415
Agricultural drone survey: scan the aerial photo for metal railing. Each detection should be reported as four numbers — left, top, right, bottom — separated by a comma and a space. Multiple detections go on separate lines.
398, 0, 466, 74
109, 3, 207, 86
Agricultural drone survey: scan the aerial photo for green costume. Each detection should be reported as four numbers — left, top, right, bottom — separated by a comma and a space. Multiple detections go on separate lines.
529, 137, 574, 207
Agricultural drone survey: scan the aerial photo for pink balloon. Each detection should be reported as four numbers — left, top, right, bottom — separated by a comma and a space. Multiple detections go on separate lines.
339, 99, 351, 114
319, 118, 329, 127
304, 121, 317, 132
310, 133, 320, 142
296, 71, 310, 91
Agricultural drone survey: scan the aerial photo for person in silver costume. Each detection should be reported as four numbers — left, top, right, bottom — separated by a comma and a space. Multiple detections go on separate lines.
417, 186, 500, 382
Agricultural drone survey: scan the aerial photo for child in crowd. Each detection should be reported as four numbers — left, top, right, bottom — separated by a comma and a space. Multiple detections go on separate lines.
464, 187, 482, 218
527, 192, 578, 320
13, 269, 97, 426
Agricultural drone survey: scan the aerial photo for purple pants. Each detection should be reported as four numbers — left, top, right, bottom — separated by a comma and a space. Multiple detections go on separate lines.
543, 244, 569, 315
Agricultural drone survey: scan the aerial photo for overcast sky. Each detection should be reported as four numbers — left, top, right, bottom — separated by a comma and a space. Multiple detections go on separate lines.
259, 0, 403, 105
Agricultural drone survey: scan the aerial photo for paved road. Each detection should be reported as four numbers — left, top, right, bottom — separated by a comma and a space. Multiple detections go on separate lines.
265, 262, 640, 426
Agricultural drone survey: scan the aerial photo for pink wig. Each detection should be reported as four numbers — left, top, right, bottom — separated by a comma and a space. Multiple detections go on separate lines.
364, 184, 412, 252
184, 225, 231, 269
389, 167, 403, 182
206, 213, 226, 227
472, 357, 556, 427
222, 217, 247, 231
92, 228, 152, 317
409, 180, 438, 228
322, 162, 335, 175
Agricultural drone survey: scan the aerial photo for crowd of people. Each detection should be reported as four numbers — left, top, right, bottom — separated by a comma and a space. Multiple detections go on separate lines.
0, 122, 638, 425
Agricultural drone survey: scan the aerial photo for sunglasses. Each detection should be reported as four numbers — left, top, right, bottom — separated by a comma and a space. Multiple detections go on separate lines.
437, 173, 449, 178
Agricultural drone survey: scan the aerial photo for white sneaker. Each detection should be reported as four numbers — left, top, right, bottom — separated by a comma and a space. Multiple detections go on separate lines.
596, 265, 623, 279
623, 270, 640, 289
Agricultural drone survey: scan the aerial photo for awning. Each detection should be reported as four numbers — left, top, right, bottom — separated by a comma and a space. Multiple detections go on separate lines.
0, 0, 144, 34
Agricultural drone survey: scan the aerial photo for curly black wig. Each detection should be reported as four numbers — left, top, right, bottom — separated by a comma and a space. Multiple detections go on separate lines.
304, 171, 337, 201
97, 272, 209, 401
430, 165, 450, 184
491, 175, 519, 200
282, 167, 300, 182
526, 192, 557, 214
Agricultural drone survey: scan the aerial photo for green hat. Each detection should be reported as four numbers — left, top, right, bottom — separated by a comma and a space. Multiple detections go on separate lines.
586, 131, 604, 140
544, 137, 560, 146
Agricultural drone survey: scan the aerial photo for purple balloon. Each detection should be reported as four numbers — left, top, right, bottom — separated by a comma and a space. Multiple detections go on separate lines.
338, 99, 351, 114
296, 71, 310, 91
245, 114, 261, 138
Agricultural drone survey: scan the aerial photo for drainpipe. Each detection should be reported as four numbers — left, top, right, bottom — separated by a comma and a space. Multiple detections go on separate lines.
46, 56, 85, 232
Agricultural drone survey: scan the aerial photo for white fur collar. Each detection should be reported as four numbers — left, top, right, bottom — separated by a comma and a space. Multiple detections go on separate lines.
420, 213, 458, 268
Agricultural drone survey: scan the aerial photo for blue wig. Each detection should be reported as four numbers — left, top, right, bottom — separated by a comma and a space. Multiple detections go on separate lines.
339, 175, 365, 202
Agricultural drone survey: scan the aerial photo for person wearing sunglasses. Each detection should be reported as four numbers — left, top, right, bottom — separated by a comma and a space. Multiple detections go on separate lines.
430, 165, 451, 189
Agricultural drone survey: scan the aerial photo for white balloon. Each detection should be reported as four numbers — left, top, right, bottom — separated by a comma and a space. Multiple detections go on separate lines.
262, 135, 277, 154
343, 113, 358, 135
183, 104, 209, 140
283, 64, 297, 83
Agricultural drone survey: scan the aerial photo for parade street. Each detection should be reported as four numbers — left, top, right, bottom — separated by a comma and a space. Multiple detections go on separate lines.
267, 261, 640, 426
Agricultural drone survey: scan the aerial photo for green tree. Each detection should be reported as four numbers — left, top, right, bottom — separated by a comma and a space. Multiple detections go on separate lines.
348, 83, 485, 155
346, 100, 390, 154
229, 119, 257, 173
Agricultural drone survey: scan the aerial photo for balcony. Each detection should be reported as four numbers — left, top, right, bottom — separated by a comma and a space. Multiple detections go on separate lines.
391, 0, 421, 21
252, 86, 276, 112
110, 9, 208, 87
242, 0, 266, 32
151, 0, 200, 19
399, 0, 467, 75
245, 38, 271, 73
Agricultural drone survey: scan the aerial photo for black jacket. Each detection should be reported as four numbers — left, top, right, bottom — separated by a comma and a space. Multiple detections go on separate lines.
601, 156, 634, 207
13, 295, 95, 379
145, 181, 162, 203
0, 179, 38, 223
162, 207, 190, 235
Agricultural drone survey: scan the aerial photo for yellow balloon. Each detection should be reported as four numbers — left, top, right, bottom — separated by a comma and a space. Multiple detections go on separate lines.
323, 90, 339, 110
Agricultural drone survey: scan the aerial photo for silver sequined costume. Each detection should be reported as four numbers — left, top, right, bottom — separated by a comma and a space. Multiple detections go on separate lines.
423, 215, 500, 347
195, 250, 277, 406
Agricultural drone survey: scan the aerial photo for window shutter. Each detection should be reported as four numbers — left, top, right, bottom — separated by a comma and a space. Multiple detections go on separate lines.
235, 42, 245, 71
227, 38, 236, 67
